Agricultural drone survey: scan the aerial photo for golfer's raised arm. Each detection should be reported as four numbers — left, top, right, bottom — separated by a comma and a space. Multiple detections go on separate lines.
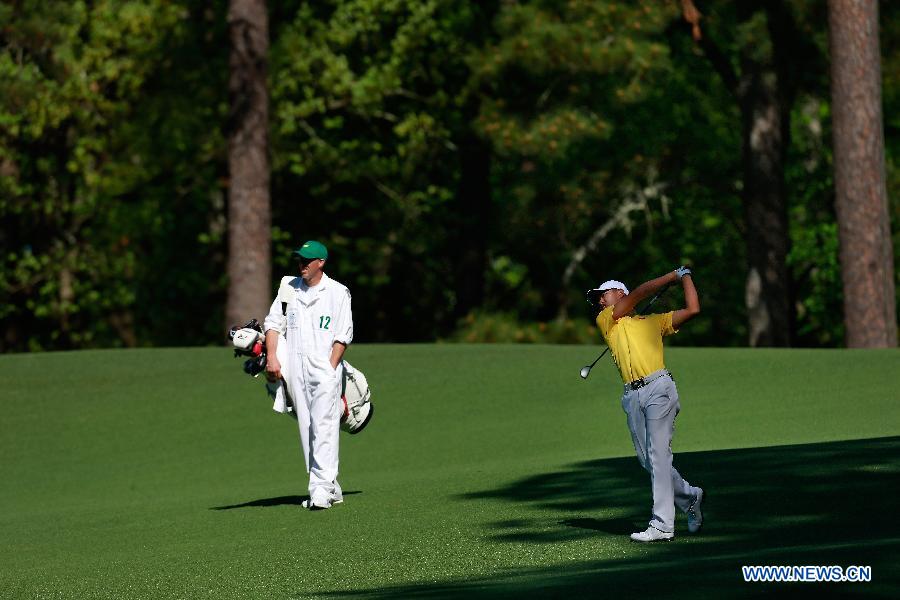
672, 272, 700, 328
613, 271, 679, 320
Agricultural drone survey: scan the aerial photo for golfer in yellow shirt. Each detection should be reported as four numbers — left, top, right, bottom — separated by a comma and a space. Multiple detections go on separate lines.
589, 266, 704, 542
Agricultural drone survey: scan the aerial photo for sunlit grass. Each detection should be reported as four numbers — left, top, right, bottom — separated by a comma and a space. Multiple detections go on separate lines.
1, 346, 898, 598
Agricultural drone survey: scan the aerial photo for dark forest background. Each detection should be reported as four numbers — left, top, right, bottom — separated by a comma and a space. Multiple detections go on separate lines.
2, 0, 898, 351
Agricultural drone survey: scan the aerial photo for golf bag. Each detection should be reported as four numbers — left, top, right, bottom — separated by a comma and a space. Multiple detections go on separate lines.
229, 319, 268, 376
338, 362, 374, 434
228, 319, 374, 434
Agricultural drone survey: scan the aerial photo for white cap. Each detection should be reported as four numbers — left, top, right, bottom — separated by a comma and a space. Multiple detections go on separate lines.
591, 280, 630, 295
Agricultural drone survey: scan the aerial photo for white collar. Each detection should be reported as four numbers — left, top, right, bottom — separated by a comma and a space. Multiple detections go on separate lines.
301, 271, 330, 292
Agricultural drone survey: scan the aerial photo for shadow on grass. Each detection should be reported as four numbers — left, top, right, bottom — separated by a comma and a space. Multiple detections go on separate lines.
211, 491, 361, 510
317, 437, 900, 597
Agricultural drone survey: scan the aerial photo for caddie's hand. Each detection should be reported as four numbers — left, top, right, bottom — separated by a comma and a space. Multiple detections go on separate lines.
675, 265, 692, 279
266, 356, 282, 382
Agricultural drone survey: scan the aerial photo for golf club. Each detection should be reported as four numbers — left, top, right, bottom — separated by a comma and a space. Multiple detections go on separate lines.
579, 283, 674, 380
579, 347, 610, 379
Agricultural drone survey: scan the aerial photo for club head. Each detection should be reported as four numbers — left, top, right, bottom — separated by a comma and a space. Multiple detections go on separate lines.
579, 366, 591, 379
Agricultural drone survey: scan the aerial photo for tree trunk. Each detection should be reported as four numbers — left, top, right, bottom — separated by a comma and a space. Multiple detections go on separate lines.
828, 0, 897, 347
680, 0, 798, 346
226, 0, 271, 330
739, 65, 794, 347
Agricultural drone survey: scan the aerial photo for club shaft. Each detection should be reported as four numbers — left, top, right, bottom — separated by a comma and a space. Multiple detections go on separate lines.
589, 346, 610, 368
638, 283, 673, 316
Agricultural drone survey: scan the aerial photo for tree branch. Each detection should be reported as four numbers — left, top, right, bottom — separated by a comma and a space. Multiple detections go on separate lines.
678, 0, 740, 98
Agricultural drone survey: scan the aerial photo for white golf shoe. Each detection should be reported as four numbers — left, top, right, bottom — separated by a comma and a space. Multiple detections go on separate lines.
302, 489, 343, 511
630, 525, 674, 543
688, 488, 704, 534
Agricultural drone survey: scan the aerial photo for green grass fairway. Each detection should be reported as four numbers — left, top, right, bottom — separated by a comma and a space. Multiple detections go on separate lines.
2, 345, 899, 598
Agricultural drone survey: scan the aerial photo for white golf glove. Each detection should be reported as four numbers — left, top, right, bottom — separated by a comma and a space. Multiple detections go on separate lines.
675, 265, 692, 279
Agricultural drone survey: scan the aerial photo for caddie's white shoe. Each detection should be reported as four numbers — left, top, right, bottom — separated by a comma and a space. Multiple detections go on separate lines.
688, 488, 704, 534
630, 526, 674, 543
301, 498, 331, 510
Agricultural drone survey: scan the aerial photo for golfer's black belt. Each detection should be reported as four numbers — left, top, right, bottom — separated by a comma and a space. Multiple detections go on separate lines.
625, 369, 672, 391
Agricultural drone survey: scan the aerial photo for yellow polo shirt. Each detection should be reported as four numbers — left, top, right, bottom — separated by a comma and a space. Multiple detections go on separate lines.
596, 306, 678, 384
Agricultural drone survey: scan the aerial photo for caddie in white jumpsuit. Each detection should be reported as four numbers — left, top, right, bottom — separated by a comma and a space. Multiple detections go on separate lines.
264, 240, 353, 510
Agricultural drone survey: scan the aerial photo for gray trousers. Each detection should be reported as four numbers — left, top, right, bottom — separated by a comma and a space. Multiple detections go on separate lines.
621, 370, 697, 533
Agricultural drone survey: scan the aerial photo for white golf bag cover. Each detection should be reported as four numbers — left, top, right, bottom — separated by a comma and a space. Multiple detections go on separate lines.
232, 328, 263, 354
340, 362, 373, 434
265, 334, 373, 434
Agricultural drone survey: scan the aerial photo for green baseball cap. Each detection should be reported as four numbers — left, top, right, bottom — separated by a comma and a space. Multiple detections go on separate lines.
293, 240, 328, 260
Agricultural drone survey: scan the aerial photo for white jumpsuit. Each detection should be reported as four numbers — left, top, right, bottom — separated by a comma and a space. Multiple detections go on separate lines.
264, 272, 353, 506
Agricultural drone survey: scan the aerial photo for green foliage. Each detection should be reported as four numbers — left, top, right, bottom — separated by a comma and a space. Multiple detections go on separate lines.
269, 0, 489, 340
785, 96, 844, 346
468, 0, 750, 345
1, 1, 230, 350
119, 2, 230, 346
0, 0, 184, 349
1, 0, 897, 350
